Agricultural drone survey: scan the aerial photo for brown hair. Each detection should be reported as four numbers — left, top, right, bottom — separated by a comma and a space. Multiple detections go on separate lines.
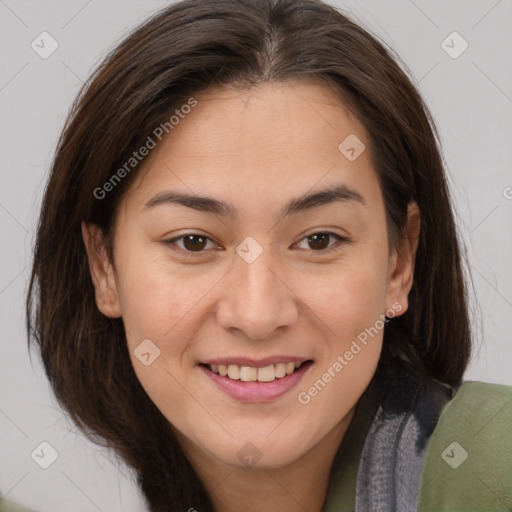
26, 0, 472, 509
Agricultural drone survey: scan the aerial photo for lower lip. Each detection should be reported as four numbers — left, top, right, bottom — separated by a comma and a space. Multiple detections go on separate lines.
199, 362, 313, 403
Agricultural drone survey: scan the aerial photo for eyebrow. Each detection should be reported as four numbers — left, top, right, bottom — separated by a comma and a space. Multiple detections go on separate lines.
143, 183, 365, 219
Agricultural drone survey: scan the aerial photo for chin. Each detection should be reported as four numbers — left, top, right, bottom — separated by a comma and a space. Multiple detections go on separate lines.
208, 433, 308, 470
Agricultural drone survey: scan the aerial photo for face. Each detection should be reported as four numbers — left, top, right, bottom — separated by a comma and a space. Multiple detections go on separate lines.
83, 77, 418, 471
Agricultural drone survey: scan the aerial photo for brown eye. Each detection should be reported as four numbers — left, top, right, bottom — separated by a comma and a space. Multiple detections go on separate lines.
296, 232, 350, 252
307, 233, 330, 250
182, 234, 208, 251
164, 233, 217, 255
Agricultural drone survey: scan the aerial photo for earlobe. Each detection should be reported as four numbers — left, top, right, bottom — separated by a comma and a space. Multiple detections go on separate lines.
81, 222, 122, 318
385, 201, 421, 316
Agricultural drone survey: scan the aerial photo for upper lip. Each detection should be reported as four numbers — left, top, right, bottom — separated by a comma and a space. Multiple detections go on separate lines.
201, 356, 312, 368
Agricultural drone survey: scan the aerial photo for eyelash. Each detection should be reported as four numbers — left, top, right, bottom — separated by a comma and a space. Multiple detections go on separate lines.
163, 231, 351, 257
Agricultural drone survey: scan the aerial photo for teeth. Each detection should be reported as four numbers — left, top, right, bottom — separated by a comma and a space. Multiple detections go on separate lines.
275, 363, 286, 378
227, 365, 240, 380
209, 361, 305, 382
240, 366, 257, 382
257, 365, 276, 382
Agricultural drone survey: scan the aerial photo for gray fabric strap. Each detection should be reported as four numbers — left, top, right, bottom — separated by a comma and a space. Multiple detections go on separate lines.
355, 355, 455, 512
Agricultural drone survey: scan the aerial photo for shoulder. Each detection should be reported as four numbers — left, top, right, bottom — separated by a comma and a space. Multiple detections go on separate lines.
418, 380, 512, 511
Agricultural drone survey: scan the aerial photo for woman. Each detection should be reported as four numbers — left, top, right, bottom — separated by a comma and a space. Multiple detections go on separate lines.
8, 0, 510, 511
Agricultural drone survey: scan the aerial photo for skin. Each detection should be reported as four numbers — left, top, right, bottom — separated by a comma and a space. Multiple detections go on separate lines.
83, 77, 420, 512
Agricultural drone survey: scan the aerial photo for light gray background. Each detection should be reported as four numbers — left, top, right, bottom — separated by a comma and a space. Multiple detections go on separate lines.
1, 1, 511, 510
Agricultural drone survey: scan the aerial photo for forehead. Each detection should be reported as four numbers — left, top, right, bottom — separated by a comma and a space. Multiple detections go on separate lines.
121, 77, 381, 215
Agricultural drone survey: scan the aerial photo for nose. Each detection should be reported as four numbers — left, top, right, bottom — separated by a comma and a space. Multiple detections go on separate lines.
215, 244, 299, 340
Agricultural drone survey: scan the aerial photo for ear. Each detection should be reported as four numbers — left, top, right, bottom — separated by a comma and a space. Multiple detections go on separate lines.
384, 201, 421, 316
81, 222, 122, 318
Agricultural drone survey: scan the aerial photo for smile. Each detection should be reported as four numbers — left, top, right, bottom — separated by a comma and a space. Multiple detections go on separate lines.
199, 360, 314, 403
207, 361, 306, 382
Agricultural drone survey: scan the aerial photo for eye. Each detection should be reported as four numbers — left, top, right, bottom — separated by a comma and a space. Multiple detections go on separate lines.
295, 232, 350, 252
164, 233, 219, 255
164, 231, 350, 257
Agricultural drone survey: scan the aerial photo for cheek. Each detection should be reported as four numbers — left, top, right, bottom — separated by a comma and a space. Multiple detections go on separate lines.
294, 258, 387, 427
301, 253, 389, 335
295, 247, 389, 406
118, 273, 179, 346
115, 248, 214, 345
115, 258, 203, 422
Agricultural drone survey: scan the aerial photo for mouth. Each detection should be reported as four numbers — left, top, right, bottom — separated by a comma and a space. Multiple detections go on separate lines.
199, 360, 312, 382
198, 359, 314, 403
